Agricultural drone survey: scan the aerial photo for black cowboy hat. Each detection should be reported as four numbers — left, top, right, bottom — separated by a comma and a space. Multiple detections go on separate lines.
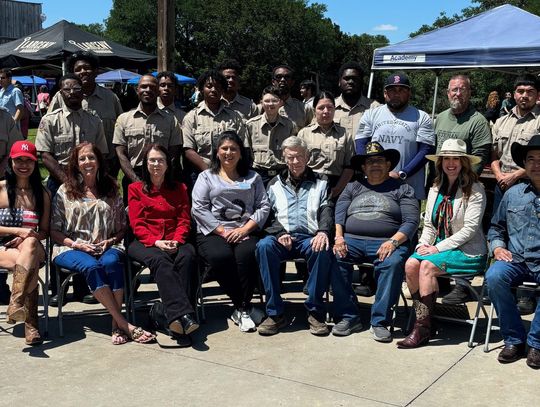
350, 141, 401, 171
511, 134, 540, 169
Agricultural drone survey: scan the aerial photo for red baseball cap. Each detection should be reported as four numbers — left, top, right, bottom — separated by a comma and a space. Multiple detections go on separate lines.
10, 141, 38, 161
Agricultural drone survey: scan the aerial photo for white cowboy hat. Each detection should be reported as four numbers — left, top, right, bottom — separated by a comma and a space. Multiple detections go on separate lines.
426, 138, 481, 165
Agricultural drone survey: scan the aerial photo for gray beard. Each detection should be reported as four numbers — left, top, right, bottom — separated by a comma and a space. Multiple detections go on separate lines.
449, 99, 466, 113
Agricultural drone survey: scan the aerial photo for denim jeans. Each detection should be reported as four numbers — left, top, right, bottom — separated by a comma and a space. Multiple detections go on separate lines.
54, 248, 125, 293
486, 261, 540, 349
255, 233, 358, 321
338, 237, 409, 327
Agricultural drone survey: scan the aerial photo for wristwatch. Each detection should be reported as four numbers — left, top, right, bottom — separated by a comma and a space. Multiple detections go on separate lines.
398, 171, 407, 180
388, 238, 400, 248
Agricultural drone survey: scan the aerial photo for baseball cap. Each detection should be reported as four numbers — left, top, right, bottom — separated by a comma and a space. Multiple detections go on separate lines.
384, 72, 411, 89
10, 141, 38, 161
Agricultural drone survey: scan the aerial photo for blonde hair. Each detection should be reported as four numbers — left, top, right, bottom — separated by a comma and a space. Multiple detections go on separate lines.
433, 156, 478, 198
486, 91, 499, 109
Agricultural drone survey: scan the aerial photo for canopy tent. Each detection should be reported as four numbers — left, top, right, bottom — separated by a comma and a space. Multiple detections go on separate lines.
367, 4, 540, 115
12, 75, 47, 86
96, 69, 141, 83
127, 71, 196, 85
0, 20, 156, 70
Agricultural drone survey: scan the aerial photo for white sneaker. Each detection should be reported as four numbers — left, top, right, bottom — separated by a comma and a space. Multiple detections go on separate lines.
249, 306, 265, 325
402, 282, 412, 300
230, 309, 256, 332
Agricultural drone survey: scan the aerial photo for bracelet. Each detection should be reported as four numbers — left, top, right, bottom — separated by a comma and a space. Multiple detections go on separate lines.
334, 236, 345, 242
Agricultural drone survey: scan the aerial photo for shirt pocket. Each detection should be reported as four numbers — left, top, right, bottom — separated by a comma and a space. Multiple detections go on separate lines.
54, 133, 74, 159
507, 205, 528, 233
125, 128, 145, 151
194, 126, 213, 156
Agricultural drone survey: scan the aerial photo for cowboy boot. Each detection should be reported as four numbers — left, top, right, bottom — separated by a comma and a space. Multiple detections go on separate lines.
24, 286, 42, 346
397, 292, 437, 349
6, 265, 31, 324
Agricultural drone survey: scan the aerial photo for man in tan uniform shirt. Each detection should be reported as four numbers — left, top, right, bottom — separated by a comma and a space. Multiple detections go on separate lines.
157, 71, 186, 124
113, 75, 182, 199
333, 62, 379, 139
218, 59, 257, 120
271, 65, 313, 130
36, 73, 107, 195
48, 51, 123, 177
491, 74, 540, 211
182, 70, 247, 185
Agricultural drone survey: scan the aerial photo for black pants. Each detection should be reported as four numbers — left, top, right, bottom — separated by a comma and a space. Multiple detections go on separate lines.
196, 233, 259, 310
128, 239, 196, 324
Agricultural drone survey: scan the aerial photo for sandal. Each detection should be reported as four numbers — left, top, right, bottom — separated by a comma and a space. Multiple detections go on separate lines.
112, 328, 128, 345
129, 326, 156, 344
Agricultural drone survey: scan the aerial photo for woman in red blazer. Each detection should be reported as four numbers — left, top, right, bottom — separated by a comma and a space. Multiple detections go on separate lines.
128, 144, 198, 340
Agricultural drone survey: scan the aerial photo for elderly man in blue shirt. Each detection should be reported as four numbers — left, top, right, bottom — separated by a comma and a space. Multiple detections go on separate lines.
487, 134, 540, 369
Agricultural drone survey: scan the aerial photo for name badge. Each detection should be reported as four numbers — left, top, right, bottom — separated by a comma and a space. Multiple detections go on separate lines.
236, 181, 251, 189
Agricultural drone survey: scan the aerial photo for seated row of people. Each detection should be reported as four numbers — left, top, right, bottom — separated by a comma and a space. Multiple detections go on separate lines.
1, 134, 538, 369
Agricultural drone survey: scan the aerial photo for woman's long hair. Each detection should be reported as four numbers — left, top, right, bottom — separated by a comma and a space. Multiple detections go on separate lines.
64, 142, 118, 200
486, 91, 499, 109
209, 131, 250, 176
433, 156, 478, 199
140, 143, 176, 193
5, 158, 45, 219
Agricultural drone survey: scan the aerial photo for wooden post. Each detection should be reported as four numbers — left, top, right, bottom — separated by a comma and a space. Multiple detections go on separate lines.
157, 0, 175, 72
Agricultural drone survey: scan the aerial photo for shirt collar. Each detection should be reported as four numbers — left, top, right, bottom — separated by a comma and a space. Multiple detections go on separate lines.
135, 103, 165, 117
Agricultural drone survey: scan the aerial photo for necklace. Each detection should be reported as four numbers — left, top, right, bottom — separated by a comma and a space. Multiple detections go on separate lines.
15, 186, 31, 192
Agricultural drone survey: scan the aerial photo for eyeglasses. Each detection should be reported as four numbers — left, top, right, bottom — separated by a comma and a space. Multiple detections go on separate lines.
534, 197, 540, 218
449, 87, 469, 94
274, 74, 292, 81
61, 87, 82, 93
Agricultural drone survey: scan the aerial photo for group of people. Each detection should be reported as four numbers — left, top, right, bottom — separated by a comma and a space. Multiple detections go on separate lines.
0, 54, 539, 370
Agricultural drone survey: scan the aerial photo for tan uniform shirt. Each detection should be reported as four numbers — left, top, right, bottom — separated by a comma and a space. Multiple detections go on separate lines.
493, 105, 540, 172
182, 101, 247, 166
278, 97, 313, 130
113, 104, 182, 168
223, 94, 258, 120
246, 114, 296, 170
158, 99, 186, 124
334, 94, 380, 138
0, 108, 23, 158
36, 107, 107, 166
49, 86, 123, 159
298, 122, 354, 176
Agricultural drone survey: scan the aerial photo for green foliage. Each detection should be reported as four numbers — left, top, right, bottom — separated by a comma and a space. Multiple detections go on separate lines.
103, 0, 388, 100
75, 23, 106, 37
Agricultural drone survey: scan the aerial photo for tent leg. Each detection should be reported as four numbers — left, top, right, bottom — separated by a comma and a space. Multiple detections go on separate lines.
367, 71, 375, 99
431, 74, 439, 119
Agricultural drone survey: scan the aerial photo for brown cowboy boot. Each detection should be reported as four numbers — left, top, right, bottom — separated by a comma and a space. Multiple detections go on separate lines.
6, 265, 31, 324
397, 292, 437, 349
24, 286, 42, 346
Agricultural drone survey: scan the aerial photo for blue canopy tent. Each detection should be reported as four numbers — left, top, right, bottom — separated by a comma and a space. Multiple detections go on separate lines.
127, 71, 196, 85
368, 5, 540, 115
96, 69, 141, 83
12, 75, 47, 86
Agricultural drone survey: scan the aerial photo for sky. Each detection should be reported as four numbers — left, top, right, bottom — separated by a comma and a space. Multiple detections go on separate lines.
35, 0, 475, 44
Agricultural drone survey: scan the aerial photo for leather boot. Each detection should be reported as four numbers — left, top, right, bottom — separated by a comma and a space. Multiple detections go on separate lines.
6, 265, 31, 324
24, 286, 42, 346
397, 292, 437, 349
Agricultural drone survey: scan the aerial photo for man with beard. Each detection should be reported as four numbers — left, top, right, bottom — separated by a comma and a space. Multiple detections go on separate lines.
491, 75, 540, 211
356, 72, 435, 200
334, 62, 379, 138
113, 74, 182, 201
157, 71, 186, 124
271, 65, 313, 130
48, 52, 123, 177
218, 59, 257, 120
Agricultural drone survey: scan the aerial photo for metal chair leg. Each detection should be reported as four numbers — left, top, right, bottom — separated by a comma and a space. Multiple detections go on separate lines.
484, 305, 496, 352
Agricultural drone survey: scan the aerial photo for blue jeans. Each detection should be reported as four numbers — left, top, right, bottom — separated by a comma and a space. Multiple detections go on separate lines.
54, 248, 125, 293
338, 237, 409, 327
255, 233, 358, 320
486, 261, 540, 349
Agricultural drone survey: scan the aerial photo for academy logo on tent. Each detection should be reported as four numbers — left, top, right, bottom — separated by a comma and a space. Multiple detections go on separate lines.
383, 54, 426, 64
69, 40, 113, 54
14, 37, 56, 54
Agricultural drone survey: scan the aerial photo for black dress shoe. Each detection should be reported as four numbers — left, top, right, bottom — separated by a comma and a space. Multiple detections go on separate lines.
498, 343, 526, 364
527, 347, 540, 369
81, 294, 98, 304
49, 294, 68, 307
180, 314, 199, 335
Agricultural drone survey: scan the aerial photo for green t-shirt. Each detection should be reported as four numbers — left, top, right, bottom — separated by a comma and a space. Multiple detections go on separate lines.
434, 106, 492, 170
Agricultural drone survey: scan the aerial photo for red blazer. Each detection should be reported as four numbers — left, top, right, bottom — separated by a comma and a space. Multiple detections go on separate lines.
128, 181, 191, 247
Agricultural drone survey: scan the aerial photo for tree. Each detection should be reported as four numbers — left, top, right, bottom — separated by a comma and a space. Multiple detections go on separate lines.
75, 23, 106, 37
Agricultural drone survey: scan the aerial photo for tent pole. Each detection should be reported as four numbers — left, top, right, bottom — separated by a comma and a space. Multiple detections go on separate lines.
367, 71, 374, 99
431, 74, 439, 119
